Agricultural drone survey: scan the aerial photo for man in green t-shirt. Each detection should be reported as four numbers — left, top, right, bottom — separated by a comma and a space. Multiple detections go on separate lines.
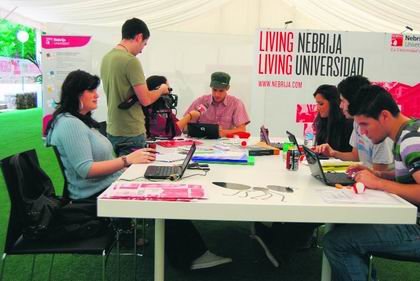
101, 18, 169, 156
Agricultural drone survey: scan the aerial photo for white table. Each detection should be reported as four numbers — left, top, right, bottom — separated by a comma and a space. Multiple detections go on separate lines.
98, 139, 417, 281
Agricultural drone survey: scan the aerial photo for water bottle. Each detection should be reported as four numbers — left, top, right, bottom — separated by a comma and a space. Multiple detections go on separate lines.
304, 132, 314, 147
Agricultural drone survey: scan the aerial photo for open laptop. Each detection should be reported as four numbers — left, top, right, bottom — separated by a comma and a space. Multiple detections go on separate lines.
302, 145, 355, 186
286, 130, 328, 159
187, 123, 219, 139
285, 130, 302, 156
260, 125, 283, 149
144, 143, 196, 180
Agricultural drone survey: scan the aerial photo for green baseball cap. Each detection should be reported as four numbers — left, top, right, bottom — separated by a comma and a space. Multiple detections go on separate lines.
210, 72, 230, 89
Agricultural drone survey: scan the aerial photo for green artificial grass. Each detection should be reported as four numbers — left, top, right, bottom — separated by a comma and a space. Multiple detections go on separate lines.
0, 109, 419, 280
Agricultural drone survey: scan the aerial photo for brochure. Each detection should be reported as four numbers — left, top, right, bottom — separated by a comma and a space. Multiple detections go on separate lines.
100, 182, 206, 201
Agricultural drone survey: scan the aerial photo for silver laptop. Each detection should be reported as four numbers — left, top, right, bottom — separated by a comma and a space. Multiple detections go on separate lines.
144, 143, 196, 180
302, 145, 354, 186
260, 125, 282, 149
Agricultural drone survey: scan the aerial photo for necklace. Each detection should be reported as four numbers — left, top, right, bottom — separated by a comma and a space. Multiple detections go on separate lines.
117, 43, 129, 52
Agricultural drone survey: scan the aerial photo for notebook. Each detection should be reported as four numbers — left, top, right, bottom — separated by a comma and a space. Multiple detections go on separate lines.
144, 143, 196, 180
260, 125, 283, 149
286, 130, 328, 159
187, 123, 219, 139
302, 145, 355, 186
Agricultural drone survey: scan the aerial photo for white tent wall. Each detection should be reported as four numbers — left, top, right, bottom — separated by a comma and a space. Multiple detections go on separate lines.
4, 0, 420, 136
43, 23, 256, 131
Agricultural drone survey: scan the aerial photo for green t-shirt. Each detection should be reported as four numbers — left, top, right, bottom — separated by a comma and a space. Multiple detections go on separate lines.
100, 49, 146, 136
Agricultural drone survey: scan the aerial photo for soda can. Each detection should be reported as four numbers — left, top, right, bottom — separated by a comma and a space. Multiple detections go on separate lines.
286, 149, 299, 171
286, 150, 292, 170
291, 149, 299, 171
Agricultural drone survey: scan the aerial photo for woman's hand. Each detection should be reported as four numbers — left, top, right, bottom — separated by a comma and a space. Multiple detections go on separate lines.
313, 143, 335, 156
127, 148, 156, 164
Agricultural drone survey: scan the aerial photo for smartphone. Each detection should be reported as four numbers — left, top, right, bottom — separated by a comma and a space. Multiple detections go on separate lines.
267, 185, 294, 193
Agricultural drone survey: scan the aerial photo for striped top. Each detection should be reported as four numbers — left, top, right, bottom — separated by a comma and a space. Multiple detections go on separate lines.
393, 119, 420, 183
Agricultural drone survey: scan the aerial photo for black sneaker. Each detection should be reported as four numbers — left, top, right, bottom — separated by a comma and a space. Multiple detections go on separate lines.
250, 222, 280, 267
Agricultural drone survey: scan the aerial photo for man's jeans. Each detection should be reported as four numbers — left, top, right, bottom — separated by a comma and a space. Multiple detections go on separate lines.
107, 133, 146, 156
323, 224, 420, 281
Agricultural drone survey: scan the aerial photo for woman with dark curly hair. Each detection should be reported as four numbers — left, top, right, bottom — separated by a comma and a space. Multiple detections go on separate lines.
312, 84, 353, 152
46, 70, 156, 200
46, 70, 231, 271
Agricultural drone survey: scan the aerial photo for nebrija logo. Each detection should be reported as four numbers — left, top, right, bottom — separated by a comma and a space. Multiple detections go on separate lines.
391, 34, 403, 47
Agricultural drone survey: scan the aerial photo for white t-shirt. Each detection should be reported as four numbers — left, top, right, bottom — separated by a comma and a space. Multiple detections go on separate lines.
350, 121, 394, 168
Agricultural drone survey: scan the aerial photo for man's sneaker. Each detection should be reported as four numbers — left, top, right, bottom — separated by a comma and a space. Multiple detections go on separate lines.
250, 222, 280, 267
190, 250, 232, 270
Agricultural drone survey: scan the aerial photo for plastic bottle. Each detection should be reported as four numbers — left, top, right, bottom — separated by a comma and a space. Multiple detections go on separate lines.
304, 132, 314, 147
304, 125, 315, 147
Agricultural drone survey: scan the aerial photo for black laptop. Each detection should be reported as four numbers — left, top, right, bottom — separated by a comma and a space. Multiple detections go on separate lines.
285, 130, 302, 156
187, 123, 219, 139
144, 143, 196, 180
260, 125, 283, 149
302, 145, 355, 186
286, 130, 328, 159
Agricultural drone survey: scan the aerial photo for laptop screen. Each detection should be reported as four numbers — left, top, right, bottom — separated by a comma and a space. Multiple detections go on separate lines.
187, 123, 219, 139
302, 145, 326, 181
260, 125, 270, 144
179, 143, 196, 177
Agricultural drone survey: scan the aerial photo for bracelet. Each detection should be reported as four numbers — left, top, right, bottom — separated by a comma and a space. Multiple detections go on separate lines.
121, 155, 130, 167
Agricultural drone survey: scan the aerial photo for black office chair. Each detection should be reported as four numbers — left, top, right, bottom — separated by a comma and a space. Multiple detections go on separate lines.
98, 121, 108, 137
0, 149, 117, 281
51, 145, 142, 275
367, 252, 420, 281
52, 145, 70, 199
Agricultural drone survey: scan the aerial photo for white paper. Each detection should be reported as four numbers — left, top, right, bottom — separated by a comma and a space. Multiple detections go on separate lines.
320, 189, 403, 205
156, 153, 186, 162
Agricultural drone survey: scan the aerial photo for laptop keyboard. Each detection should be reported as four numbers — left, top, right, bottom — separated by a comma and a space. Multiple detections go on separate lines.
326, 173, 354, 184
146, 166, 177, 177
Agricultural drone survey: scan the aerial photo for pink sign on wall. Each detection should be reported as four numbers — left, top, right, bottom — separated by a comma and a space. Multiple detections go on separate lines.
295, 80, 420, 136
41, 36, 91, 49
374, 81, 420, 118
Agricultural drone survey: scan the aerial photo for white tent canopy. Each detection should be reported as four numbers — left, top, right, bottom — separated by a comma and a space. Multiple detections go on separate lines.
1, 0, 419, 34
2, 0, 419, 135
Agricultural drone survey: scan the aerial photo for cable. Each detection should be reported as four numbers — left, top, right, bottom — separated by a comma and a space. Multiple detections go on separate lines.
179, 171, 209, 179
119, 176, 145, 182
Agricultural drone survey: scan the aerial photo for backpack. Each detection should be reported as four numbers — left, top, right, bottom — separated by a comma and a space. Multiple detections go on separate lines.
143, 108, 181, 139
48, 198, 109, 241
11, 152, 109, 241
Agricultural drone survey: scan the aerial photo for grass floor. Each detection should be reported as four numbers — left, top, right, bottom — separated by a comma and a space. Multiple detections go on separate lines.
0, 109, 419, 280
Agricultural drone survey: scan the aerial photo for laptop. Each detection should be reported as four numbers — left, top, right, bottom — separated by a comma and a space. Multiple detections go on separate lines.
144, 143, 196, 180
286, 130, 328, 159
260, 125, 283, 149
302, 145, 355, 186
285, 130, 302, 156
187, 123, 219, 139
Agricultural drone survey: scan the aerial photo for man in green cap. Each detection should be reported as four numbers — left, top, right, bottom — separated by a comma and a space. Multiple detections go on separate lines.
184, 71, 250, 137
